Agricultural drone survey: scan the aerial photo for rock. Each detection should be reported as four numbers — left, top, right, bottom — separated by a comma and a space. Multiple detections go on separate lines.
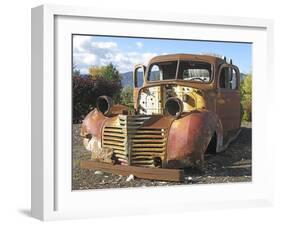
159, 181, 167, 184
126, 174, 135, 182
187, 176, 193, 181
94, 171, 103, 175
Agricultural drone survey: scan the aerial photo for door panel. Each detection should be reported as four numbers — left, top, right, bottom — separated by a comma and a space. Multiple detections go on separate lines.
216, 89, 240, 132
216, 65, 241, 133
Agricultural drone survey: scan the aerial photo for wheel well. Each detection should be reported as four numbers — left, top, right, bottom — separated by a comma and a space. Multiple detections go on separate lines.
205, 132, 217, 154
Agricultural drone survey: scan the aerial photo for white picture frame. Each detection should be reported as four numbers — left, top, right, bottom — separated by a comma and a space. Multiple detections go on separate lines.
31, 4, 274, 221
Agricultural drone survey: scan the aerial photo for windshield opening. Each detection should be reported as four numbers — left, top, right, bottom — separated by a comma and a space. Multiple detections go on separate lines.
148, 61, 178, 81
147, 60, 212, 83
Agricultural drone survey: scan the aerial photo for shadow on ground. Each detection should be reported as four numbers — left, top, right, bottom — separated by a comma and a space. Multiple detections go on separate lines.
183, 126, 252, 184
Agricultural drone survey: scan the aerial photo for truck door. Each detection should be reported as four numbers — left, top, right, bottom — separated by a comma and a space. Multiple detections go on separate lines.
216, 65, 241, 133
133, 64, 146, 111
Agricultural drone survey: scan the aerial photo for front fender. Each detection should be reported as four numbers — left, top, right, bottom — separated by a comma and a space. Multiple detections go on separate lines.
80, 109, 107, 151
80, 109, 107, 140
166, 111, 222, 167
80, 104, 129, 152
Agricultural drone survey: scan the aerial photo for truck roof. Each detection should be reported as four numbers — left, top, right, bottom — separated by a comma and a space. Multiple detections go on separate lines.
149, 53, 225, 64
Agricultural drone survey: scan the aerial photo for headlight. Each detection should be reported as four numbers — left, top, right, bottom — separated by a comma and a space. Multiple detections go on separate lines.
96, 95, 113, 116
165, 97, 183, 118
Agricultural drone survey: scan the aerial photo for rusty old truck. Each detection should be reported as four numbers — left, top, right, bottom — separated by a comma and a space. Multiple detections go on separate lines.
80, 54, 241, 179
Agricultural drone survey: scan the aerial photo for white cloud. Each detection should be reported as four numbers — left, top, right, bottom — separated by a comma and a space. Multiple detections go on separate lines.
73, 36, 92, 52
136, 42, 143, 49
83, 54, 97, 65
73, 36, 158, 73
91, 41, 117, 49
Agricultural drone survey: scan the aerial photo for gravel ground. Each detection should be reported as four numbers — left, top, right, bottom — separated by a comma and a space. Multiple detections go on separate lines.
72, 122, 252, 190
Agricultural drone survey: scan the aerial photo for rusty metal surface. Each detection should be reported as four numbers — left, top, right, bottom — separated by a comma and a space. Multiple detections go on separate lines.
80, 160, 184, 182
91, 146, 113, 164
80, 53, 241, 172
143, 54, 223, 88
147, 53, 224, 65
166, 111, 223, 168
80, 109, 106, 141
102, 115, 174, 168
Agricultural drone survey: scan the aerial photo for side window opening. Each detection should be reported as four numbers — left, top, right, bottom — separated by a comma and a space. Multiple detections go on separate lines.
219, 67, 237, 90
134, 66, 145, 88
230, 68, 237, 89
219, 67, 229, 88
150, 65, 161, 81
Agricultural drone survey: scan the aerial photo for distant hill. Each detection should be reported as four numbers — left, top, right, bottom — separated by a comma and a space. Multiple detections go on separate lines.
121, 71, 134, 87
121, 71, 145, 87
240, 72, 248, 81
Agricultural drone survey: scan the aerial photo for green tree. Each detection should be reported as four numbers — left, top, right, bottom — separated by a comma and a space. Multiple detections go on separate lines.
120, 86, 134, 114
102, 63, 122, 81
88, 63, 122, 82
240, 74, 252, 121
88, 63, 122, 103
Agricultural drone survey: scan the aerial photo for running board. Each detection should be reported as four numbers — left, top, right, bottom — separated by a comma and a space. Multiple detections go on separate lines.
80, 160, 184, 182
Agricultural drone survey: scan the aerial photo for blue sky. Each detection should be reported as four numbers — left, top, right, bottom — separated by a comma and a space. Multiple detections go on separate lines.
73, 35, 252, 74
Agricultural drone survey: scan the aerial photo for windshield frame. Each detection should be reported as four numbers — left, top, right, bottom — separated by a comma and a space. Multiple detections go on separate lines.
146, 59, 214, 84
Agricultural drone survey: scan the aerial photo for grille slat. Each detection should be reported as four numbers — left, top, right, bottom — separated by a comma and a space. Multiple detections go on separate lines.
103, 143, 125, 150
132, 143, 165, 148
131, 134, 164, 138
132, 139, 165, 143
104, 129, 123, 134
132, 155, 162, 159
103, 134, 124, 139
104, 138, 124, 145
115, 154, 128, 160
128, 130, 165, 134
103, 137, 125, 142
132, 151, 165, 155
103, 141, 124, 147
131, 159, 154, 163
132, 146, 165, 150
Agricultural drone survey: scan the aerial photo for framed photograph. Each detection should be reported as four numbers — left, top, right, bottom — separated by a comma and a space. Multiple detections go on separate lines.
31, 4, 274, 221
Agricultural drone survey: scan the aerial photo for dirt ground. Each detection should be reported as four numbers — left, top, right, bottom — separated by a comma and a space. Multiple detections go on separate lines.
72, 122, 252, 190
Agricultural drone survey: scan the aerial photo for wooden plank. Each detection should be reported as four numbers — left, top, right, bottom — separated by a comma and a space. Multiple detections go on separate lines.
80, 160, 184, 182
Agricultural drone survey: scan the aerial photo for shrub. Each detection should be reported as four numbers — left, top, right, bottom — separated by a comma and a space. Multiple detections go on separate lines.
240, 74, 252, 122
72, 75, 121, 123
241, 99, 252, 121
120, 86, 134, 114
88, 63, 122, 103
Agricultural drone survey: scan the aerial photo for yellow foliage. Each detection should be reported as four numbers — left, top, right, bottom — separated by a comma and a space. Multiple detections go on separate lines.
88, 66, 105, 79
240, 74, 252, 121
